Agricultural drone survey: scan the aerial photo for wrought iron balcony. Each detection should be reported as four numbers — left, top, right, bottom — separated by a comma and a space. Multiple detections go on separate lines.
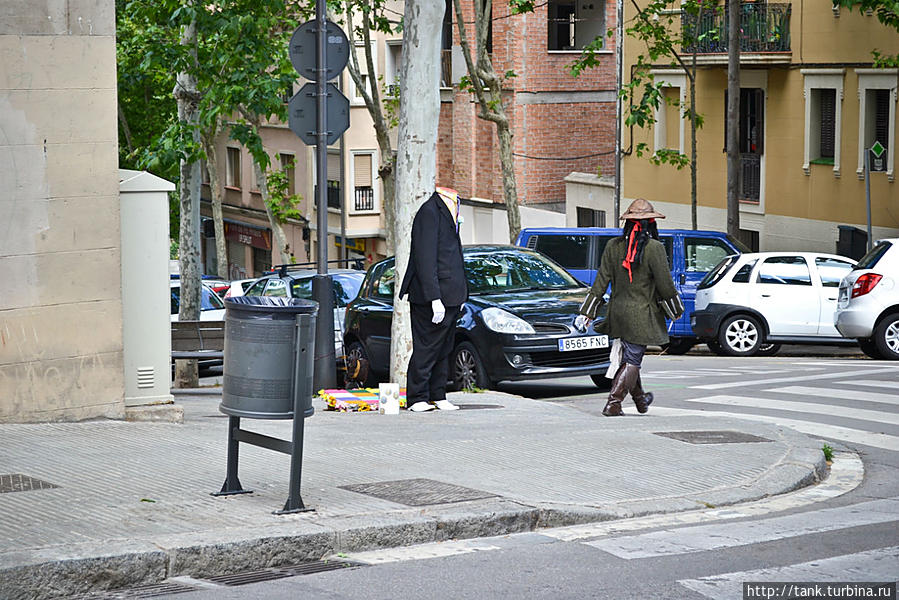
681, 2, 791, 58
354, 187, 374, 212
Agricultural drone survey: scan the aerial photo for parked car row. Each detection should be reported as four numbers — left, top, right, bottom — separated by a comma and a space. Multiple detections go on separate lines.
171, 232, 897, 386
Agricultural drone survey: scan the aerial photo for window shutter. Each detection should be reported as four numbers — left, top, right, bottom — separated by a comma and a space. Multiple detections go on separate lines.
820, 89, 836, 159
754, 89, 764, 155
354, 154, 372, 187
874, 89, 889, 149
327, 153, 341, 182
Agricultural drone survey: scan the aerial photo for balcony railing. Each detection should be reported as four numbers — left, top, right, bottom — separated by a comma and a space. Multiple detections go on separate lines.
681, 3, 791, 54
354, 187, 374, 212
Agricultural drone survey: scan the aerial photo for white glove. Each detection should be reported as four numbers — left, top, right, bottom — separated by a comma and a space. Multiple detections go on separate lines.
431, 299, 446, 324
574, 314, 590, 333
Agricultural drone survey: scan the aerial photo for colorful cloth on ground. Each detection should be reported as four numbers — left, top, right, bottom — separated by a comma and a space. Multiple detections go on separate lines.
318, 387, 407, 412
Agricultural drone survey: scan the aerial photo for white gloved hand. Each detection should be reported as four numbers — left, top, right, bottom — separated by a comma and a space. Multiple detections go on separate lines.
431, 299, 446, 324
574, 314, 590, 333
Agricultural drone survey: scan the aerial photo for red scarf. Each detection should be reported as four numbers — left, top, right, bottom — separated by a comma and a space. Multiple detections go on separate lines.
621, 221, 642, 282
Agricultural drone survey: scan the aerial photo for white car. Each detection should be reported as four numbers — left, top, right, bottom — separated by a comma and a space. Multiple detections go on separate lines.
691, 251, 857, 356
835, 238, 899, 360
170, 281, 226, 322
222, 278, 258, 299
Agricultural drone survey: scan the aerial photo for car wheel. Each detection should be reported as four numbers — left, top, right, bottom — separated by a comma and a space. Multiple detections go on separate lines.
663, 337, 695, 355
590, 374, 613, 390
756, 343, 781, 357
858, 337, 885, 360
718, 314, 763, 356
450, 341, 490, 391
872, 312, 899, 360
344, 341, 373, 388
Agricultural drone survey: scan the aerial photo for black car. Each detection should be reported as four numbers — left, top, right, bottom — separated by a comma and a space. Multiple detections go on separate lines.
343, 245, 612, 390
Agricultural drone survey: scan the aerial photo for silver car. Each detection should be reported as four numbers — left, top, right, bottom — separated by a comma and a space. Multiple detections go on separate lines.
835, 238, 899, 360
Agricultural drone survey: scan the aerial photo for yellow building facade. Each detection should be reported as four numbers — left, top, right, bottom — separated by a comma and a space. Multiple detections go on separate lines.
615, 1, 898, 253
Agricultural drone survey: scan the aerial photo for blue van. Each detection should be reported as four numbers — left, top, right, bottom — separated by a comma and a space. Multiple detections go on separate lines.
515, 227, 748, 353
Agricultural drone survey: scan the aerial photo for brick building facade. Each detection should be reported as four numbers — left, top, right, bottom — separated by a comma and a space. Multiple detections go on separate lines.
440, 0, 618, 211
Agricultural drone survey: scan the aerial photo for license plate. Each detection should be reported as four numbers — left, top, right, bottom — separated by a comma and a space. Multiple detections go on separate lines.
558, 335, 609, 352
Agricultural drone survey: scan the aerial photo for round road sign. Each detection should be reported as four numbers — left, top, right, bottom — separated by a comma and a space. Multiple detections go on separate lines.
289, 20, 349, 82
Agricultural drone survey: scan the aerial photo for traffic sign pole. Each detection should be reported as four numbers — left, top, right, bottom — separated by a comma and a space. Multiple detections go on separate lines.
287, 8, 351, 391
313, 0, 335, 390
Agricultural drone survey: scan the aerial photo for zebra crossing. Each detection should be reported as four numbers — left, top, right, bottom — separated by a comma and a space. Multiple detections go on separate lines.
679, 547, 899, 600
647, 362, 899, 452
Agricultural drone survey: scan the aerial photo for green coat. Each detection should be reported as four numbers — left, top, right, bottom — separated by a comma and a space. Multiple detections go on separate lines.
580, 237, 678, 346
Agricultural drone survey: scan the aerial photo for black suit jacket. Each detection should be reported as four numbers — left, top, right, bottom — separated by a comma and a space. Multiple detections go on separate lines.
399, 192, 468, 306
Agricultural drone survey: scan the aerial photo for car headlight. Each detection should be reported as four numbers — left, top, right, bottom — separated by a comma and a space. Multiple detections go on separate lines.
481, 307, 535, 334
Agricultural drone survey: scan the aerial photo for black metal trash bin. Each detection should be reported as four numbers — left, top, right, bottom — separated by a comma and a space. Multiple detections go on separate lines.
221, 296, 318, 420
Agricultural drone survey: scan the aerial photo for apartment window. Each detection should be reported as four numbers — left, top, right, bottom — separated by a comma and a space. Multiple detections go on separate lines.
279, 153, 296, 196
385, 41, 403, 97
652, 71, 686, 155
802, 70, 844, 176
351, 42, 375, 105
856, 69, 897, 181
315, 151, 342, 210
226, 147, 241, 188
576, 207, 605, 227
547, 0, 605, 51
353, 153, 375, 212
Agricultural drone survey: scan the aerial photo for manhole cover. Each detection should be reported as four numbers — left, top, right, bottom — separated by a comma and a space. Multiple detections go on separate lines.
340, 478, 497, 506
0, 474, 59, 494
653, 430, 772, 444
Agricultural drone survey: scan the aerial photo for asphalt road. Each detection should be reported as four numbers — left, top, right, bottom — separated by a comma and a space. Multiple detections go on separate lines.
143, 352, 899, 600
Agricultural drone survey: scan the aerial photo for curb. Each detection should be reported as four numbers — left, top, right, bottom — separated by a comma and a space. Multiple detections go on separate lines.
0, 444, 826, 600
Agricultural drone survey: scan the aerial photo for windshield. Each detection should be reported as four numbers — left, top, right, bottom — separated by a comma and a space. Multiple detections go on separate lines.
854, 241, 891, 270
332, 273, 364, 306
171, 285, 224, 313
464, 250, 583, 294
289, 273, 365, 306
698, 255, 739, 290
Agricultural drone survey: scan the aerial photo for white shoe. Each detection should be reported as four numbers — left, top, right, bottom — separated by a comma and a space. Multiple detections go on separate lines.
434, 400, 459, 411
409, 402, 435, 412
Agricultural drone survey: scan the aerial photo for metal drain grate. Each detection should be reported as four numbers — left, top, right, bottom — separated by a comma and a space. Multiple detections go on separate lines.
0, 474, 59, 494
207, 560, 362, 586
206, 568, 292, 587
67, 581, 200, 599
340, 478, 497, 506
653, 430, 773, 444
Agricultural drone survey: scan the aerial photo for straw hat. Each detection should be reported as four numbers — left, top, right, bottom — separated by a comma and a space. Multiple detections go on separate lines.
620, 198, 665, 220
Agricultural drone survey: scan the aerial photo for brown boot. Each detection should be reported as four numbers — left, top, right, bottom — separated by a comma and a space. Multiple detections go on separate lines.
603, 364, 636, 416
629, 365, 654, 414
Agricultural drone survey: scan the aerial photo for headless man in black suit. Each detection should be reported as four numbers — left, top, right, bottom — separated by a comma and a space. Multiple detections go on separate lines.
399, 188, 468, 412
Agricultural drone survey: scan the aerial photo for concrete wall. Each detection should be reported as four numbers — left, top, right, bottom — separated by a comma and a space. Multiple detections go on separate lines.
0, 0, 124, 422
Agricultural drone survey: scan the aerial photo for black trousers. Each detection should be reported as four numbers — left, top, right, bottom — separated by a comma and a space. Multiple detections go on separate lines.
407, 303, 461, 406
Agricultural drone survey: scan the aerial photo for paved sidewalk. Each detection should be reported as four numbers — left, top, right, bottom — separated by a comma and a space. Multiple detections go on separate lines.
0, 390, 827, 599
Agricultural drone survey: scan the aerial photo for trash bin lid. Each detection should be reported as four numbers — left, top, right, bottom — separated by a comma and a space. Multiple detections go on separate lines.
225, 295, 318, 314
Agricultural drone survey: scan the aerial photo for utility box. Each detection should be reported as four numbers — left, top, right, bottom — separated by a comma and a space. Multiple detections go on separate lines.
837, 225, 868, 261
119, 169, 177, 417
